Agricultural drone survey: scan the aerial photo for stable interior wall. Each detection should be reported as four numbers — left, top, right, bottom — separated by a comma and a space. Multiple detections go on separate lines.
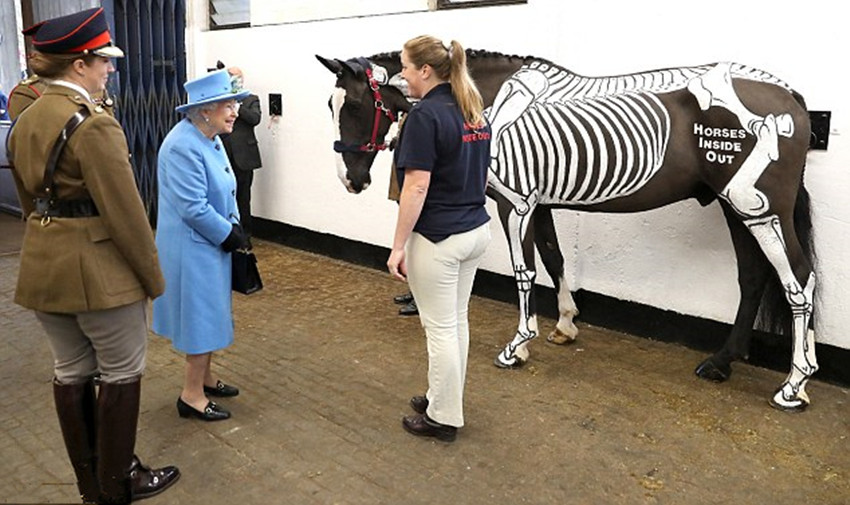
190, 0, 849, 350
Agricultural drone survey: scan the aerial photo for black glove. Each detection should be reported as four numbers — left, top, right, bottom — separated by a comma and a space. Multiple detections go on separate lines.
221, 223, 249, 252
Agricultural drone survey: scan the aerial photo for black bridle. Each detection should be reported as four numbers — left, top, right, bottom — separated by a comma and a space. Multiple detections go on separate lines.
333, 61, 398, 154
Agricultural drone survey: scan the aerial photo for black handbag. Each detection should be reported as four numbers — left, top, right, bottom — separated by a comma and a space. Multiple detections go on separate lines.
232, 249, 263, 294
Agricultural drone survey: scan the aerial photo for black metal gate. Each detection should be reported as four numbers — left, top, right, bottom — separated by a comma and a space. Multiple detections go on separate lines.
110, 0, 186, 221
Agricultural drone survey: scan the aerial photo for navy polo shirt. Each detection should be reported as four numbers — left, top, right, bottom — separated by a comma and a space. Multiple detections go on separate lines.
394, 83, 491, 242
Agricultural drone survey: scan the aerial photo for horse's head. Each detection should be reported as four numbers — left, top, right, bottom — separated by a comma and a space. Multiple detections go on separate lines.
316, 54, 412, 193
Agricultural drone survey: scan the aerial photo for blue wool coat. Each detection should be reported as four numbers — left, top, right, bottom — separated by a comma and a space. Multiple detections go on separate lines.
152, 118, 239, 354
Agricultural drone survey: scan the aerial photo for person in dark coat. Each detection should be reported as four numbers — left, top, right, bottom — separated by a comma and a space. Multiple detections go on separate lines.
0, 88, 8, 120
389, 120, 419, 317
7, 8, 180, 503
221, 67, 262, 244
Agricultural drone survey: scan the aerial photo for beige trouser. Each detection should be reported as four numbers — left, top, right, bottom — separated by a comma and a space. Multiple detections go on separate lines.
406, 223, 491, 427
35, 300, 148, 385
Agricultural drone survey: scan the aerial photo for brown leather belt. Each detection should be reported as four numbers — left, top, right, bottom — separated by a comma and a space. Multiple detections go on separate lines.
43, 198, 100, 218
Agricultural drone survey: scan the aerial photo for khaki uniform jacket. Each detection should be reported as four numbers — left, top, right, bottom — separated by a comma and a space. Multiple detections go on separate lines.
8, 75, 114, 121
8, 84, 164, 313
7, 75, 47, 121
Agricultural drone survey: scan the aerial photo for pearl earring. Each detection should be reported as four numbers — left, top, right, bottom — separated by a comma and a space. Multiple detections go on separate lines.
204, 116, 209, 123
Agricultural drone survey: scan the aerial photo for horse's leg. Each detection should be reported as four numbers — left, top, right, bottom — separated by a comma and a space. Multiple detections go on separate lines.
744, 214, 817, 411
493, 194, 540, 368
532, 206, 579, 345
695, 203, 770, 382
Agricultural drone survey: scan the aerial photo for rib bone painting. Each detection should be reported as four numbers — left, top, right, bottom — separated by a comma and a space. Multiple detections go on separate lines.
317, 51, 816, 411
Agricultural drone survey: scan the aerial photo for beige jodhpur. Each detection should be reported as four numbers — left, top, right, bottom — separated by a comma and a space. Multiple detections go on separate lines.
406, 223, 491, 427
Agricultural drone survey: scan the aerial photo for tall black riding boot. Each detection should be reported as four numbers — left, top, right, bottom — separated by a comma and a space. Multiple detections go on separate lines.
96, 379, 180, 504
53, 378, 99, 504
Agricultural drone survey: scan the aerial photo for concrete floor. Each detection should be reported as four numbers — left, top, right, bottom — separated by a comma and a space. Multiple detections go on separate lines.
1, 211, 848, 505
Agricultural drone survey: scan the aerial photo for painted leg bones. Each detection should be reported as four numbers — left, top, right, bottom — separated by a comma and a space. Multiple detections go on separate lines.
489, 68, 564, 366
496, 265, 537, 367
494, 199, 539, 367
747, 217, 818, 410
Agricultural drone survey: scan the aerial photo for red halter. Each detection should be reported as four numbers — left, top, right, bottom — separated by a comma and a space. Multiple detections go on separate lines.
333, 67, 397, 153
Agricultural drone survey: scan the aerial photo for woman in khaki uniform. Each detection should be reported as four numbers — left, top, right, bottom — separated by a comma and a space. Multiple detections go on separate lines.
7, 73, 113, 121
7, 8, 179, 504
6, 74, 46, 120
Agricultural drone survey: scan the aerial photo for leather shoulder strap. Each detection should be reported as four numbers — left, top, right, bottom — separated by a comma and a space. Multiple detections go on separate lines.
2, 119, 14, 170
43, 107, 91, 199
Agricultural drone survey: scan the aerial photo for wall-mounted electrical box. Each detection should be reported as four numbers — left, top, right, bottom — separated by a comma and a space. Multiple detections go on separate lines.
269, 93, 282, 116
809, 111, 831, 150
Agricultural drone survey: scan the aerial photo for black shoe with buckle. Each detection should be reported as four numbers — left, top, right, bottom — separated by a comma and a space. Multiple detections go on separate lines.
410, 395, 428, 414
393, 292, 414, 305
176, 397, 231, 421
204, 380, 239, 397
399, 299, 418, 316
402, 413, 457, 442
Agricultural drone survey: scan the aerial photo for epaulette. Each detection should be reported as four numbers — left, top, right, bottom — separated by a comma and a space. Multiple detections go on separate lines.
69, 94, 89, 106
66, 95, 106, 115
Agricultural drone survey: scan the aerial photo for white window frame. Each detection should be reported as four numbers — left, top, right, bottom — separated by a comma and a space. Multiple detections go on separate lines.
433, 0, 527, 9
209, 0, 250, 30
251, 0, 428, 26
208, 0, 527, 28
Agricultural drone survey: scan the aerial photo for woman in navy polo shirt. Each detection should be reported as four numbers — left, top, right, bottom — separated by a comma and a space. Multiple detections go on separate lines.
388, 35, 492, 442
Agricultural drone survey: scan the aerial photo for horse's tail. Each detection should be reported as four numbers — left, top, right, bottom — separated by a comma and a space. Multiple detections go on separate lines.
756, 89, 815, 334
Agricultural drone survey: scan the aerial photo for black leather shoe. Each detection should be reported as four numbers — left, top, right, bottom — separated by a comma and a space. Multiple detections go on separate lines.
129, 455, 180, 500
204, 380, 240, 397
402, 414, 457, 442
393, 292, 414, 305
176, 397, 231, 421
399, 300, 418, 316
393, 292, 413, 305
410, 395, 428, 414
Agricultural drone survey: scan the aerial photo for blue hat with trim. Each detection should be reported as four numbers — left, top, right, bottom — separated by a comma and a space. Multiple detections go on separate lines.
176, 69, 250, 113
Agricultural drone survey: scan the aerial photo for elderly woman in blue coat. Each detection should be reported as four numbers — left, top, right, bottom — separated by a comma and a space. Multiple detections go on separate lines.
153, 69, 250, 421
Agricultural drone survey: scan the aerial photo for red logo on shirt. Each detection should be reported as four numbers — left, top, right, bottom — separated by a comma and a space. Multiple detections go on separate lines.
462, 122, 490, 143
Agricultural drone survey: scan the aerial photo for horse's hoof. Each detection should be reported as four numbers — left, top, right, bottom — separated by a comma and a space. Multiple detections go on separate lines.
546, 327, 576, 345
494, 354, 524, 369
768, 388, 809, 413
694, 358, 731, 383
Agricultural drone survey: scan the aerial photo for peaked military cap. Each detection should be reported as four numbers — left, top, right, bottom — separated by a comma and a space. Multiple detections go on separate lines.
23, 7, 124, 58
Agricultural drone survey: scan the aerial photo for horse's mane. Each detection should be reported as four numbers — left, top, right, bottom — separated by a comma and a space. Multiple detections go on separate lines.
466, 49, 544, 64
365, 49, 545, 65
363, 49, 548, 106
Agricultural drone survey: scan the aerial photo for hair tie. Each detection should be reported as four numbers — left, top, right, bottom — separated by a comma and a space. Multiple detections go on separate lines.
444, 40, 454, 59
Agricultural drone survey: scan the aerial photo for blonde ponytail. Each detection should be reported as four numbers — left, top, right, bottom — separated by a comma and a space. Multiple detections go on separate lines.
403, 35, 484, 126
447, 40, 484, 127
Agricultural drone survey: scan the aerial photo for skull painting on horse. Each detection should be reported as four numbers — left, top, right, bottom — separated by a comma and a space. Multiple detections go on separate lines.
317, 48, 817, 411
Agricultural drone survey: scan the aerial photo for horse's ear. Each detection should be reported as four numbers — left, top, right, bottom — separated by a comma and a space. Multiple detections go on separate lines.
382, 83, 414, 115
316, 55, 343, 75
339, 60, 359, 77
387, 73, 414, 113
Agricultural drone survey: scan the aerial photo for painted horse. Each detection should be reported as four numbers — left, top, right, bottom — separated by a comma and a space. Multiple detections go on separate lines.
316, 50, 817, 411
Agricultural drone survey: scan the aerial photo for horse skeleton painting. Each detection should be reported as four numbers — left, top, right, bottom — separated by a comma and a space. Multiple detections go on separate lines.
317, 50, 817, 411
